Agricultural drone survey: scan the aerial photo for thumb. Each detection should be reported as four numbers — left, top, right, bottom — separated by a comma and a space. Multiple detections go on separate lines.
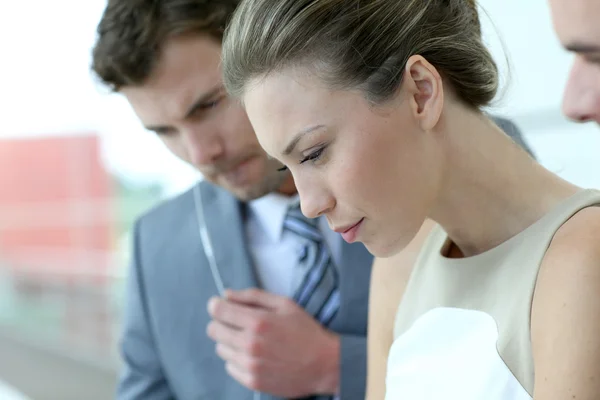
225, 288, 282, 310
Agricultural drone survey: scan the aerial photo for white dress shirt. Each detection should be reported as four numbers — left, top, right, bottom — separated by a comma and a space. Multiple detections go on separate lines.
245, 193, 342, 297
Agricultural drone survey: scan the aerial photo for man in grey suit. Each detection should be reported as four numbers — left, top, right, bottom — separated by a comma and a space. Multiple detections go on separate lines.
91, 1, 533, 399
92, 1, 372, 399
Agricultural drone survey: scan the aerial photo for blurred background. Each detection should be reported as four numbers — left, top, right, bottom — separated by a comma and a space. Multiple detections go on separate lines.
0, 0, 597, 399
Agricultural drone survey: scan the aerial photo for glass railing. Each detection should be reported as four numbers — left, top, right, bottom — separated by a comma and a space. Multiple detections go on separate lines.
0, 256, 124, 371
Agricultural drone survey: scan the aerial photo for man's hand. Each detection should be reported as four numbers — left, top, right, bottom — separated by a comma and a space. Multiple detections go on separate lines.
206, 288, 339, 398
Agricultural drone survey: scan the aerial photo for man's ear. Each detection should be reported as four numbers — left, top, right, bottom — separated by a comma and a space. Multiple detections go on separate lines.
403, 55, 444, 131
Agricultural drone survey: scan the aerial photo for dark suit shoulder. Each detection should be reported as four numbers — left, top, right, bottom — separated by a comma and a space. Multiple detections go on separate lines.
131, 186, 196, 267
137, 185, 195, 230
490, 115, 535, 158
133, 181, 235, 257
136, 181, 226, 232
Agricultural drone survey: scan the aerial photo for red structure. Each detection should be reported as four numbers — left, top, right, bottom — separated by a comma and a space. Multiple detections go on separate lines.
0, 134, 114, 278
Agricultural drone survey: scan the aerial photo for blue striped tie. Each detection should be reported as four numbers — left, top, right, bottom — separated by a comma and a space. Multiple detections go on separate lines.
284, 205, 340, 327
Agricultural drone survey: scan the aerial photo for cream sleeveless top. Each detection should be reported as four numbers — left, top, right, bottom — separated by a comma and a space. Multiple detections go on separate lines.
386, 189, 600, 400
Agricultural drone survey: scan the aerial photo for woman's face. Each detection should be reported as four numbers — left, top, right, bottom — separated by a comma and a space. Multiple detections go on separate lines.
243, 67, 443, 257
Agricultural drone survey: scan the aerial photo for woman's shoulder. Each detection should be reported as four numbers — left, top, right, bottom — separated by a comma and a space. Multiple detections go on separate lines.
542, 204, 600, 268
530, 205, 600, 398
534, 204, 600, 311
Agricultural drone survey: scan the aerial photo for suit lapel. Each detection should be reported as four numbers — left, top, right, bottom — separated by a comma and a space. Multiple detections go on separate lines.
330, 240, 373, 331
339, 240, 373, 275
199, 183, 260, 291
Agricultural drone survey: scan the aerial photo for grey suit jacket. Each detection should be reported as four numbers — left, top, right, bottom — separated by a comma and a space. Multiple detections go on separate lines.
117, 182, 374, 400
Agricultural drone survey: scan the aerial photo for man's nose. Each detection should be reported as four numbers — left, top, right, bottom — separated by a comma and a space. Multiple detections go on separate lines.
183, 129, 225, 167
562, 58, 600, 124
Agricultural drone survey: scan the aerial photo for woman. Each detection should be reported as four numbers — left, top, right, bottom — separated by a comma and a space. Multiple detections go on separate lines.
221, 0, 600, 399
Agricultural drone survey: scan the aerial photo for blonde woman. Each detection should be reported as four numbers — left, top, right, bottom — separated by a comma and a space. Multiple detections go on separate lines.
221, 0, 600, 399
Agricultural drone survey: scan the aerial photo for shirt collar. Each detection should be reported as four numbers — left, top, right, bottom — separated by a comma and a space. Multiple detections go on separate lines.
247, 193, 300, 242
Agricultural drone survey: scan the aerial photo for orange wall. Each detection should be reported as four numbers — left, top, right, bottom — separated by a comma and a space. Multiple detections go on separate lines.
0, 134, 113, 275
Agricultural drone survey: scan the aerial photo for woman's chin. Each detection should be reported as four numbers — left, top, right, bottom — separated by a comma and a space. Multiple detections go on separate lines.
364, 240, 401, 259
365, 233, 418, 259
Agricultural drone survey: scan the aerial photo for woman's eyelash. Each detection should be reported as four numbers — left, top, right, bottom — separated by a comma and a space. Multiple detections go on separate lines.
300, 147, 325, 164
276, 146, 326, 172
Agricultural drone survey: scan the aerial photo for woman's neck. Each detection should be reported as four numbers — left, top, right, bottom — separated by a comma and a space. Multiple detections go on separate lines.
428, 112, 579, 258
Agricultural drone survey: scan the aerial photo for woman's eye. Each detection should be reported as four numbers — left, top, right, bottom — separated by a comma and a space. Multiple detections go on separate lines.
300, 147, 325, 164
277, 146, 327, 172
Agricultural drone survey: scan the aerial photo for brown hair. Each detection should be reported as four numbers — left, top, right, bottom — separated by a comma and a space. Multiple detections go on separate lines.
92, 0, 239, 91
222, 0, 498, 109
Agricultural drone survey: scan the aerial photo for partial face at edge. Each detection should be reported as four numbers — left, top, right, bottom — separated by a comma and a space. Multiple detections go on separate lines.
121, 35, 289, 201
549, 0, 600, 124
243, 63, 443, 257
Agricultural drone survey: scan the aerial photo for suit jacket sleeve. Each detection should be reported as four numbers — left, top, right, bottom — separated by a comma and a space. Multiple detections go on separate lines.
116, 220, 175, 400
339, 333, 367, 399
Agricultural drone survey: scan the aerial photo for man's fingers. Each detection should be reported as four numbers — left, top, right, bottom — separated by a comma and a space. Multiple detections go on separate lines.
226, 361, 261, 392
206, 320, 243, 349
225, 288, 284, 310
215, 342, 237, 361
216, 343, 265, 375
208, 296, 264, 328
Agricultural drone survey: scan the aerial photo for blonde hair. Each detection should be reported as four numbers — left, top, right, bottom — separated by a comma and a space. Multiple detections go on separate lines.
222, 0, 498, 108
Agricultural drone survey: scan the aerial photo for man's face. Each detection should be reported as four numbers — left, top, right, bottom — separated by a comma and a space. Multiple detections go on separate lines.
549, 0, 600, 124
122, 35, 291, 200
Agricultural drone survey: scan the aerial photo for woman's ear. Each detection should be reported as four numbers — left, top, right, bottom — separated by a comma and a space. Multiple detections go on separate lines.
403, 55, 444, 131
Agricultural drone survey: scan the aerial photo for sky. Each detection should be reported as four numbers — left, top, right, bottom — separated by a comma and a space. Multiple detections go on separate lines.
0, 0, 199, 194
0, 0, 597, 195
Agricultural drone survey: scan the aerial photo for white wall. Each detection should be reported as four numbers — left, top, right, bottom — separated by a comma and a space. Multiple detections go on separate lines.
478, 0, 600, 188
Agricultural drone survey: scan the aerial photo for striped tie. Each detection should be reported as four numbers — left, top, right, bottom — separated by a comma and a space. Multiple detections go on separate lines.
283, 205, 340, 327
